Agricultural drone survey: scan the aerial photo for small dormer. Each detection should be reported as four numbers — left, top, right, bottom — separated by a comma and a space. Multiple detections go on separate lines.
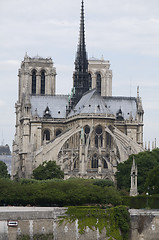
116, 108, 124, 121
43, 106, 52, 118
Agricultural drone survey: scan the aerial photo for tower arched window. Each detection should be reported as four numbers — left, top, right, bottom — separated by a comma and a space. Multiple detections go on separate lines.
43, 129, 50, 141
41, 71, 45, 94
88, 73, 92, 89
96, 72, 101, 94
91, 154, 98, 168
32, 70, 36, 94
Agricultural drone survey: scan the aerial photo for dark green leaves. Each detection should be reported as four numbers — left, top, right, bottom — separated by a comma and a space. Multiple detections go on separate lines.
32, 160, 64, 180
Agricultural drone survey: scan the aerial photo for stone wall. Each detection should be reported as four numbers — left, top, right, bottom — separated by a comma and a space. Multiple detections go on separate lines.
129, 209, 159, 240
0, 207, 108, 240
0, 207, 159, 240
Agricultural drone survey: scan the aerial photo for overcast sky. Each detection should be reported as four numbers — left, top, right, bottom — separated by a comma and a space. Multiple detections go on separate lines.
0, 0, 159, 149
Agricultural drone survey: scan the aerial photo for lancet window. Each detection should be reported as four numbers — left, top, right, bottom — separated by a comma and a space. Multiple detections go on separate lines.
95, 125, 103, 148
56, 129, 62, 137
103, 160, 108, 169
43, 129, 50, 141
84, 125, 90, 144
91, 154, 98, 168
96, 72, 101, 94
88, 73, 92, 89
32, 70, 36, 94
41, 71, 45, 94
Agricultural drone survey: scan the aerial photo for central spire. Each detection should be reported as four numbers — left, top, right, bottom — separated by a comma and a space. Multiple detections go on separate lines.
76, 0, 87, 72
71, 0, 89, 107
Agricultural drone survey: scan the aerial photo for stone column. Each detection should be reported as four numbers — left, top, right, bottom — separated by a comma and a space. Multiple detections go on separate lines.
36, 74, 41, 95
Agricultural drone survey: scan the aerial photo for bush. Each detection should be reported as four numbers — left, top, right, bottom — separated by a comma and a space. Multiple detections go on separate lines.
122, 195, 159, 209
93, 179, 115, 187
0, 178, 121, 207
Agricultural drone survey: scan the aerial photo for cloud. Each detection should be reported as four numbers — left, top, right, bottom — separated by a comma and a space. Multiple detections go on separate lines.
86, 16, 159, 56
0, 100, 5, 107
0, 60, 20, 66
144, 101, 159, 111
1, 0, 159, 57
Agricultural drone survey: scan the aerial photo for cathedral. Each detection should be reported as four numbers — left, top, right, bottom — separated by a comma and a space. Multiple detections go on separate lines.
12, 0, 144, 180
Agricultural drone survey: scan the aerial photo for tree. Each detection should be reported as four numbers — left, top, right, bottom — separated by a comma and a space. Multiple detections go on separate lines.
116, 149, 159, 193
0, 161, 10, 178
145, 164, 159, 194
32, 161, 64, 180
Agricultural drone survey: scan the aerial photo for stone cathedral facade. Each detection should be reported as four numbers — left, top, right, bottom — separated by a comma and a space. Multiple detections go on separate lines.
12, 1, 144, 180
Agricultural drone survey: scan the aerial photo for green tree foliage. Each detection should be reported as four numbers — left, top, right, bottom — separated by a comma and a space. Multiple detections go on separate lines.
0, 161, 10, 178
145, 164, 159, 194
32, 160, 64, 180
116, 149, 159, 193
93, 179, 115, 187
0, 178, 122, 207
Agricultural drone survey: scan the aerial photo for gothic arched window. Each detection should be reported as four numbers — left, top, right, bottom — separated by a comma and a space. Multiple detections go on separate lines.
43, 129, 50, 141
106, 132, 111, 147
84, 125, 90, 144
91, 154, 98, 168
41, 71, 45, 94
56, 129, 62, 137
74, 160, 77, 169
96, 72, 101, 94
95, 125, 103, 148
103, 160, 108, 169
88, 73, 92, 89
32, 70, 36, 94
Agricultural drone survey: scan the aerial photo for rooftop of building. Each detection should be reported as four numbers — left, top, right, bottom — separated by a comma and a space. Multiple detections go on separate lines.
30, 89, 137, 121
0, 144, 11, 155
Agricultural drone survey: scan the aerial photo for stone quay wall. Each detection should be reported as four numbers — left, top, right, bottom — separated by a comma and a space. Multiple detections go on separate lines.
0, 207, 159, 239
129, 209, 159, 240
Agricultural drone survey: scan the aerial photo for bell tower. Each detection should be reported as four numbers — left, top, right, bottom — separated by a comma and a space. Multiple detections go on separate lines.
18, 54, 56, 103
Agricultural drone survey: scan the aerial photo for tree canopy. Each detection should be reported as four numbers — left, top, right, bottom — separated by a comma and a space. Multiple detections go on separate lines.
116, 149, 159, 194
32, 160, 64, 180
145, 164, 159, 194
0, 178, 122, 207
0, 161, 10, 178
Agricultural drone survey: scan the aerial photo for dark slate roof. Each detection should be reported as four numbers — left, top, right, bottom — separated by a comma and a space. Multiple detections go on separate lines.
103, 96, 137, 120
30, 90, 137, 120
69, 89, 137, 120
68, 89, 111, 116
30, 95, 68, 119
